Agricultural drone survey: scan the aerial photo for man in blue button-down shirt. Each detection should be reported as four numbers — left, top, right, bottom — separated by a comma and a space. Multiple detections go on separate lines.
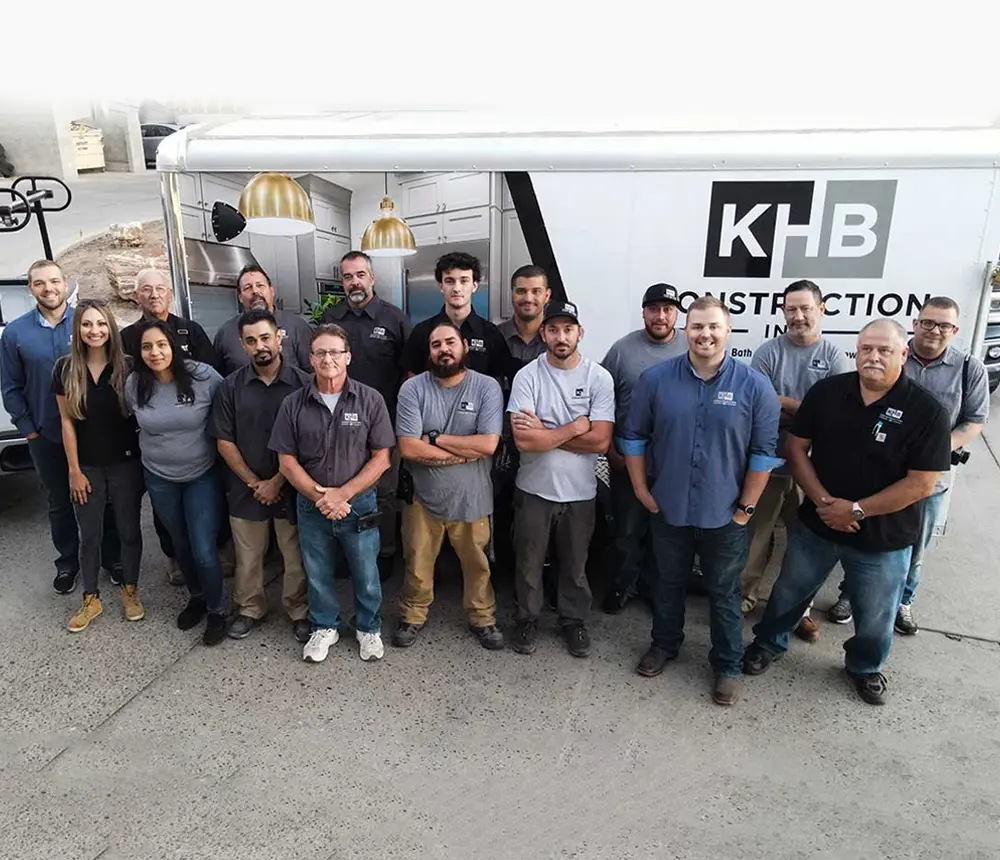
619, 296, 782, 706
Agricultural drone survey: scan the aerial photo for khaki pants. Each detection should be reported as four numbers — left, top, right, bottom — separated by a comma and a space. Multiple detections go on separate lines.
740, 474, 802, 604
399, 498, 496, 627
229, 516, 308, 621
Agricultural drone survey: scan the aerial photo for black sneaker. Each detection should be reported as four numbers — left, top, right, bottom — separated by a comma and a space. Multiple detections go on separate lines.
827, 597, 853, 625
742, 642, 781, 676
847, 670, 888, 706
562, 623, 591, 658
227, 614, 256, 640
177, 597, 206, 631
105, 565, 124, 587
511, 618, 538, 655
293, 619, 312, 644
203, 613, 227, 646
601, 589, 629, 615
53, 570, 78, 595
470, 624, 505, 651
391, 622, 424, 648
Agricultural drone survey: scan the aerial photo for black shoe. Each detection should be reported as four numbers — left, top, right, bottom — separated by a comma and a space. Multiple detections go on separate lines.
177, 597, 206, 631
562, 623, 591, 658
511, 618, 538, 655
470, 624, 505, 650
377, 555, 395, 583
847, 670, 888, 706
227, 614, 256, 640
391, 622, 424, 648
203, 613, 227, 646
742, 642, 781, 676
105, 565, 124, 588
602, 589, 629, 615
636, 645, 674, 677
894, 604, 918, 636
53, 570, 78, 595
293, 619, 312, 644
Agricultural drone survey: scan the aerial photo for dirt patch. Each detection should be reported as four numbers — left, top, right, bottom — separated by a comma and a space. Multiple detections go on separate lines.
56, 219, 167, 327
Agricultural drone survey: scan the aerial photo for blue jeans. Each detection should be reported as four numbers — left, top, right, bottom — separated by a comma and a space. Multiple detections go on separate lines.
296, 488, 382, 634
902, 489, 947, 606
752, 523, 911, 675
609, 467, 653, 598
144, 465, 226, 614
649, 516, 749, 677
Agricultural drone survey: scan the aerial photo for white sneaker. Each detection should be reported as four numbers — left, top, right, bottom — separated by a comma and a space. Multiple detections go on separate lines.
303, 628, 339, 663
357, 630, 384, 662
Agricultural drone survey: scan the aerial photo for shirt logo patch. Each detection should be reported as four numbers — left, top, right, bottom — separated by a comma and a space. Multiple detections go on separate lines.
181, 344, 190, 353
809, 358, 829, 371
469, 338, 486, 352
880, 407, 904, 424
278, 328, 288, 338
343, 412, 360, 424
714, 391, 737, 406
459, 400, 476, 412
574, 387, 587, 398
370, 326, 388, 340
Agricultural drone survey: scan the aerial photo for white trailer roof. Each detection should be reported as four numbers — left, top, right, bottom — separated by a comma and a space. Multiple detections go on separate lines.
156, 110, 1000, 173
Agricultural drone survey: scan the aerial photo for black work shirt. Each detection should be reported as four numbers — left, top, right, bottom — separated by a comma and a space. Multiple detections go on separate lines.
268, 377, 396, 495
401, 307, 516, 387
214, 310, 314, 377
322, 296, 412, 420
51, 357, 139, 468
209, 360, 312, 521
121, 313, 218, 371
790, 371, 952, 552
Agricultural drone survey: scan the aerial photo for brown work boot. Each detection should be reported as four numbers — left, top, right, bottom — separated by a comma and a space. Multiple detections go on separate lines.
712, 675, 742, 706
794, 615, 820, 643
68, 593, 103, 632
120, 585, 145, 622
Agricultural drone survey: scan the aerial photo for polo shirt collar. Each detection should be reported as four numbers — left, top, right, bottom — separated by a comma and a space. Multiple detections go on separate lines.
307, 375, 357, 406
847, 370, 909, 405
334, 296, 381, 320
244, 358, 300, 387
907, 339, 959, 368
435, 306, 483, 332
34, 307, 69, 329
684, 352, 729, 382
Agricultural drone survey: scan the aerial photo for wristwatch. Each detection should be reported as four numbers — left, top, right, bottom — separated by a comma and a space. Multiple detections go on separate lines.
737, 503, 756, 517
428, 430, 440, 446
851, 501, 866, 521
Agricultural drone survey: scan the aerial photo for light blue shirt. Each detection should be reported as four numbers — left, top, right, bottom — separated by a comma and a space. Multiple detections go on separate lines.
619, 353, 783, 529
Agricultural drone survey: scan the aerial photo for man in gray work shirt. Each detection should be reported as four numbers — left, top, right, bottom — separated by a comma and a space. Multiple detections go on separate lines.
741, 280, 850, 640
213, 264, 314, 376
600, 282, 687, 613
393, 321, 505, 651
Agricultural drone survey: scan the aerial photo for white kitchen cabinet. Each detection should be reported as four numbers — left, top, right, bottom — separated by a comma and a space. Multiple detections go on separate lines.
406, 215, 445, 246
182, 206, 207, 241
401, 177, 441, 219
329, 205, 350, 238
200, 175, 244, 211
313, 198, 333, 233
443, 208, 490, 242
443, 172, 491, 213
315, 233, 335, 280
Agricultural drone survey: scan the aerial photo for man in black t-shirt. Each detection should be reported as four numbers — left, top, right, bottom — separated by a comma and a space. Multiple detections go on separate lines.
742, 319, 951, 706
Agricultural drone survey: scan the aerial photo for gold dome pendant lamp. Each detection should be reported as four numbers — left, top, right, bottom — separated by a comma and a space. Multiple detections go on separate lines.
361, 173, 417, 257
238, 172, 316, 235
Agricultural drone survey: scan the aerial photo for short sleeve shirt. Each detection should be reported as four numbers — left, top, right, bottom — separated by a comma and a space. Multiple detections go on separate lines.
790, 372, 952, 551
497, 318, 546, 369
395, 370, 504, 521
268, 377, 396, 495
507, 354, 616, 503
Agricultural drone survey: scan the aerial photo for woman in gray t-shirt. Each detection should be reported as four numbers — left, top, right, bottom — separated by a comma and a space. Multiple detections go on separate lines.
124, 320, 227, 645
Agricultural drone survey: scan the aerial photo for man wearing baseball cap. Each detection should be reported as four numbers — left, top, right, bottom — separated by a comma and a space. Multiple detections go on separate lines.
600, 283, 688, 613
507, 300, 616, 658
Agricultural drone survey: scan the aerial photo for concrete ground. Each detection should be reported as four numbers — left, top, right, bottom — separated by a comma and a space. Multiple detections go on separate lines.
0, 408, 998, 860
0, 171, 162, 279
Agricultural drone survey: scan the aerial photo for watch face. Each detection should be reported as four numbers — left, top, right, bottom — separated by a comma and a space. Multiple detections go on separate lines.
744, 505, 755, 515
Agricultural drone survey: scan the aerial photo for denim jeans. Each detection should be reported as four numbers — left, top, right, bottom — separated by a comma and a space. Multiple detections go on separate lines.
752, 522, 911, 675
902, 489, 947, 606
649, 516, 749, 677
608, 467, 653, 599
143, 464, 226, 614
296, 488, 382, 634
28, 435, 121, 575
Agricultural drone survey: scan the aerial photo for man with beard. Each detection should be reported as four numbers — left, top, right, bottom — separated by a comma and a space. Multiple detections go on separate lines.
742, 320, 951, 706
498, 265, 550, 367
620, 297, 781, 706
392, 322, 505, 650
321, 251, 412, 576
1, 259, 122, 594
740, 280, 851, 640
213, 264, 314, 376
507, 301, 615, 658
601, 283, 687, 613
210, 309, 313, 643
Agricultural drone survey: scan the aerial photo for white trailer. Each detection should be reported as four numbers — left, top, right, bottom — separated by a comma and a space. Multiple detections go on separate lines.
154, 113, 1000, 388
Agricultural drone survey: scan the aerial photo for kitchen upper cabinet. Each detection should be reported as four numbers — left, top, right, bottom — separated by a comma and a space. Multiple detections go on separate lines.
444, 208, 490, 242
182, 206, 207, 241
201, 175, 244, 211
399, 172, 492, 218
329, 205, 350, 238
407, 215, 446, 246
401, 177, 441, 219
313, 198, 334, 234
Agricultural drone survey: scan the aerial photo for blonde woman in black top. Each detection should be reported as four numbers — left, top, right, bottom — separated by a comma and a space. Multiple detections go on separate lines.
54, 300, 145, 632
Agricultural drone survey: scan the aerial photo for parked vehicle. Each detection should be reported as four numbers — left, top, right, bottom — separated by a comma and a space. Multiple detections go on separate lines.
140, 123, 185, 168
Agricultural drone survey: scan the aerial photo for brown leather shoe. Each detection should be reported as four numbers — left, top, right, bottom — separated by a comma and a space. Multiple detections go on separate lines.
712, 675, 742, 706
794, 615, 821, 643
636, 645, 674, 677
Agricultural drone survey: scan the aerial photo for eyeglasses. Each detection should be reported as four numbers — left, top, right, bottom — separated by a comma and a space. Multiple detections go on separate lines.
311, 348, 349, 359
916, 319, 956, 334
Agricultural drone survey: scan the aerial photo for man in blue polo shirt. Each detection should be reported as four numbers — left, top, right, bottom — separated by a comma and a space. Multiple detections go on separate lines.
619, 296, 782, 706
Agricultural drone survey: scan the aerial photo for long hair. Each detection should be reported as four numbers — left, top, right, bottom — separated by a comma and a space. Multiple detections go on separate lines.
60, 299, 129, 420
131, 318, 202, 408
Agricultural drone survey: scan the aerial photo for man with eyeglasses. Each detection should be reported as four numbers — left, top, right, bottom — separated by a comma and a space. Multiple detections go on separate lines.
827, 298, 989, 636
269, 324, 396, 664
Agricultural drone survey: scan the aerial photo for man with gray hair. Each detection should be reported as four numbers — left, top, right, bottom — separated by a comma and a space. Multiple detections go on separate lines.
742, 318, 952, 706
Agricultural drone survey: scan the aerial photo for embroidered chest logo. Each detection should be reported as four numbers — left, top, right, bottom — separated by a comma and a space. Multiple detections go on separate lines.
809, 358, 829, 371
714, 390, 737, 407
573, 387, 587, 398
370, 326, 388, 340
342, 412, 361, 427
180, 344, 191, 354
459, 400, 477, 412
469, 338, 486, 352
176, 392, 195, 406
880, 407, 904, 424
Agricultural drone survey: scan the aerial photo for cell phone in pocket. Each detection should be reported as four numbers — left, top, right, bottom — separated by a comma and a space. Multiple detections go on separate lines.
356, 511, 381, 532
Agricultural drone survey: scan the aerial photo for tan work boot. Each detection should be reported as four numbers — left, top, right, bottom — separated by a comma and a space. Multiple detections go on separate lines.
68, 594, 103, 632
121, 585, 145, 622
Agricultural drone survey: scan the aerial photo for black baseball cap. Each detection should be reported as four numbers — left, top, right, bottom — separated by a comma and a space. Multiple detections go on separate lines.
642, 283, 681, 308
542, 300, 581, 325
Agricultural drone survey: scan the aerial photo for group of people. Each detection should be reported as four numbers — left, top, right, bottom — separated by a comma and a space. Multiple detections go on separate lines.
1, 248, 985, 708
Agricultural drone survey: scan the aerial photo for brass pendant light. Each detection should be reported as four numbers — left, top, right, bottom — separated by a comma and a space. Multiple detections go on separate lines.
361, 174, 417, 257
238, 172, 316, 235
